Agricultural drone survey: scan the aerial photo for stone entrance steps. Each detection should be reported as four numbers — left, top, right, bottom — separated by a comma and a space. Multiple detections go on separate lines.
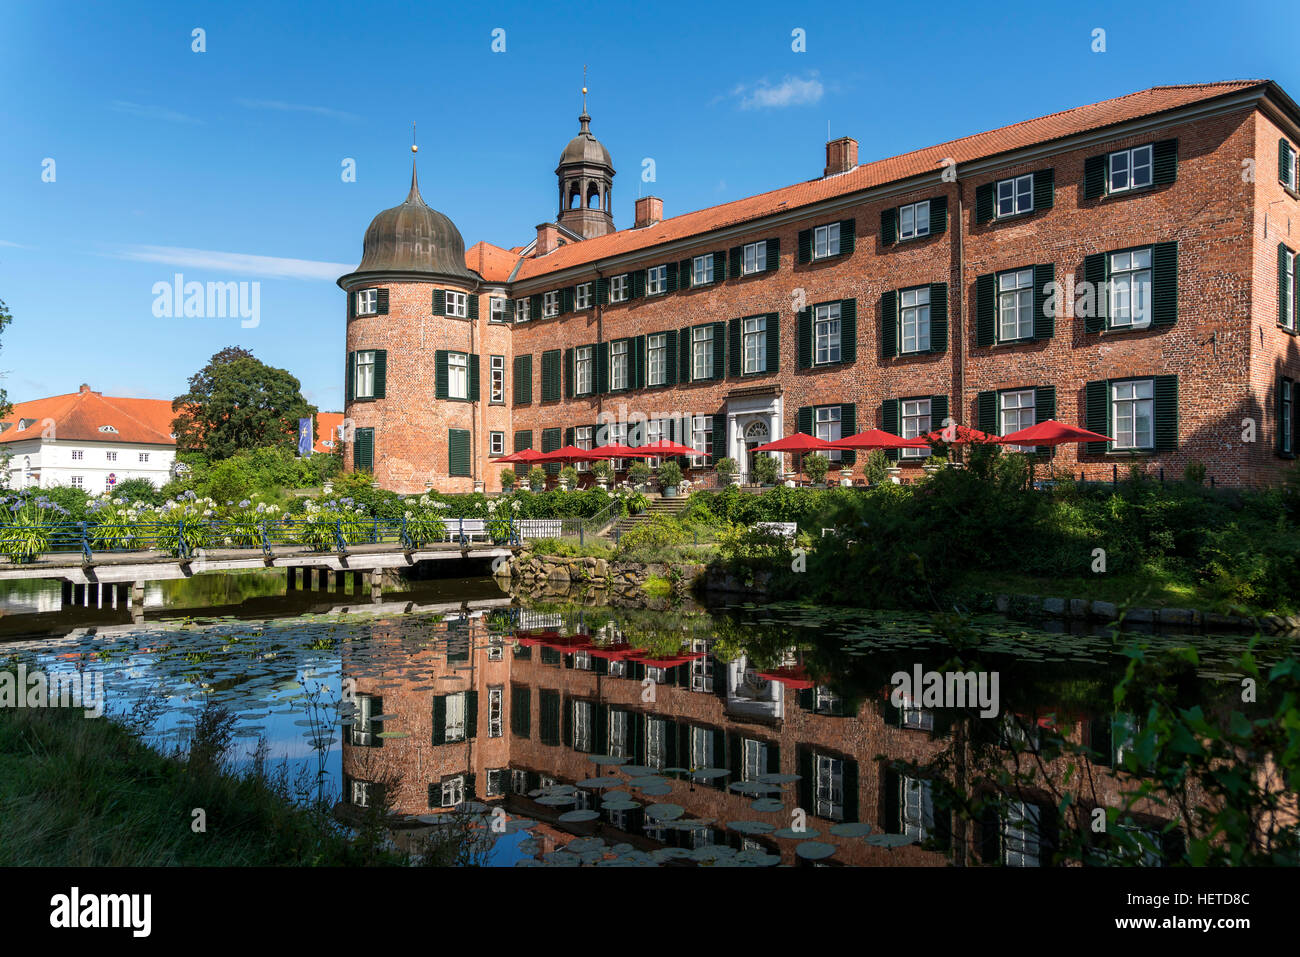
604, 495, 690, 538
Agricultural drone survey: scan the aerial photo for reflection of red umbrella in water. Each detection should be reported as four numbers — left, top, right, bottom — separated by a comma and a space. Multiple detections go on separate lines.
755, 664, 815, 690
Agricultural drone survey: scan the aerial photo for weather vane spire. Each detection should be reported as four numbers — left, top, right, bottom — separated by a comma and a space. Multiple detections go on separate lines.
582, 65, 588, 114
412, 121, 418, 153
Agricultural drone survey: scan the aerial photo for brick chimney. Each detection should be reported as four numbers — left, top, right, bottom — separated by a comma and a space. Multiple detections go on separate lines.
824, 136, 859, 176
634, 196, 663, 228
535, 223, 561, 255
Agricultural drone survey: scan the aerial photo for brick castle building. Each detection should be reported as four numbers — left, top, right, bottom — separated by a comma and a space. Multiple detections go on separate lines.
339, 79, 1300, 492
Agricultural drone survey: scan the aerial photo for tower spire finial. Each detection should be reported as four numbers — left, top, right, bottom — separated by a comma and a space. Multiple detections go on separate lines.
582, 65, 588, 114
407, 122, 422, 202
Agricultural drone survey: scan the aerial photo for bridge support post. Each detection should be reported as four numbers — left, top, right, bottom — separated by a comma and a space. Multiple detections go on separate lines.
369, 568, 382, 603
286, 567, 297, 591
61, 581, 73, 606
130, 581, 144, 607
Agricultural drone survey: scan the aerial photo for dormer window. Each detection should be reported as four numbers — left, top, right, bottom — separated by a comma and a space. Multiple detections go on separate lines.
98, 425, 118, 434
18, 418, 35, 430
356, 288, 378, 316
445, 290, 468, 318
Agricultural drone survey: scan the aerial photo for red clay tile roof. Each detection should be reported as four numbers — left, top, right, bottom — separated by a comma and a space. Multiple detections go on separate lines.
465, 240, 522, 283
0, 387, 176, 445
506, 81, 1265, 283
314, 412, 344, 454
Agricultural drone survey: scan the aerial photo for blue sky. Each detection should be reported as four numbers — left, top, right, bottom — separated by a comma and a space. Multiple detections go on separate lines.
2, 0, 1297, 412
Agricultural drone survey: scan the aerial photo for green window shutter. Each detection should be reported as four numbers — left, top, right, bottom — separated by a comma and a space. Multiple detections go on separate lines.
511, 685, 530, 738
595, 277, 608, 305
376, 289, 389, 314
840, 218, 857, 254
1033, 263, 1055, 340
713, 250, 727, 281
843, 759, 860, 823
975, 273, 996, 346
348, 291, 356, 320
1082, 253, 1108, 333
678, 329, 691, 381
711, 321, 726, 379
764, 238, 779, 273
1152, 242, 1178, 326
977, 391, 996, 435
928, 197, 947, 236
497, 298, 510, 321
541, 428, 561, 475
797, 308, 812, 368
841, 299, 857, 364
1281, 139, 1294, 186
432, 289, 445, 316
1084, 380, 1110, 453
468, 294, 479, 320
1083, 154, 1106, 200
975, 183, 994, 224
711, 417, 725, 463
513, 354, 532, 405
840, 404, 856, 465
431, 696, 446, 745
529, 293, 543, 318
765, 314, 779, 373
373, 350, 387, 399
435, 350, 449, 399
880, 207, 897, 245
1032, 168, 1054, 211
665, 262, 678, 293
727, 318, 742, 377
797, 229, 812, 264
345, 351, 355, 402
630, 270, 645, 299
564, 426, 574, 447
448, 429, 471, 477
465, 691, 478, 739
564, 347, 575, 399
634, 336, 646, 388
597, 342, 610, 393
798, 406, 813, 436
468, 353, 479, 401
1035, 385, 1057, 456
664, 331, 677, 385
728, 246, 742, 277
680, 258, 694, 289
513, 430, 532, 452
928, 283, 948, 354
561, 287, 574, 314
1153, 375, 1179, 452
540, 350, 560, 402
930, 395, 949, 433
1152, 139, 1177, 186
882, 399, 900, 461
1280, 244, 1290, 328
354, 428, 374, 472
881, 290, 898, 357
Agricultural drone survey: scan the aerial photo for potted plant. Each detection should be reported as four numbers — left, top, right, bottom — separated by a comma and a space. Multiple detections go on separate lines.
716, 456, 738, 486
838, 463, 854, 486
804, 453, 830, 487
752, 454, 778, 487
629, 461, 652, 490
922, 454, 948, 475
591, 459, 613, 489
657, 460, 683, 497
499, 468, 517, 492
863, 449, 889, 487
559, 465, 578, 490
527, 465, 547, 492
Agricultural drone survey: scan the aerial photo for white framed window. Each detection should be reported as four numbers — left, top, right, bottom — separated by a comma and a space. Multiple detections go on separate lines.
440, 775, 465, 808
352, 780, 373, 807
1108, 248, 1152, 328
647, 333, 668, 386
444, 692, 467, 742
1281, 380, 1293, 456
573, 699, 593, 751
515, 298, 530, 322
898, 200, 931, 241
900, 695, 934, 729
996, 173, 1034, 217
742, 241, 767, 275
1285, 142, 1299, 192
542, 290, 559, 318
490, 297, 507, 322
608, 709, 628, 758
902, 776, 935, 841
692, 255, 714, 286
691, 415, 712, 467
815, 406, 842, 463
814, 222, 841, 258
355, 350, 376, 398
138, 452, 149, 463
575, 345, 594, 395
816, 686, 843, 715
485, 768, 505, 797
998, 268, 1035, 341
1003, 801, 1041, 867
1000, 389, 1037, 452
71, 450, 83, 461
814, 754, 844, 820
447, 352, 468, 400
900, 286, 931, 353
611, 340, 629, 390
690, 642, 713, 692
105, 451, 117, 462
489, 431, 505, 456
1108, 144, 1153, 193
742, 316, 767, 373
70, 475, 84, 489
575, 282, 592, 310
643, 420, 663, 468
690, 726, 714, 767
574, 426, 593, 472
692, 326, 713, 380
1112, 379, 1155, 450
608, 421, 627, 470
356, 288, 378, 316
646, 717, 666, 770
610, 274, 629, 303
488, 686, 503, 738
900, 398, 931, 459
490, 355, 505, 403
647, 265, 668, 295
815, 302, 841, 364
1284, 249, 1296, 331
742, 739, 767, 782
445, 290, 468, 318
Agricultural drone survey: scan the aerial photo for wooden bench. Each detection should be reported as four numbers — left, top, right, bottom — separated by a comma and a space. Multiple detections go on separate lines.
516, 518, 566, 539
755, 521, 798, 540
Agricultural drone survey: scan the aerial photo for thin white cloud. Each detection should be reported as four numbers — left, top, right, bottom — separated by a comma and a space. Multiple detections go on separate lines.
0, 240, 28, 248
237, 98, 359, 122
737, 74, 825, 110
115, 245, 352, 280
110, 100, 203, 125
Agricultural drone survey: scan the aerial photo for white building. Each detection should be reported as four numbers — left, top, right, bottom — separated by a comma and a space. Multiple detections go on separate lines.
0, 384, 177, 491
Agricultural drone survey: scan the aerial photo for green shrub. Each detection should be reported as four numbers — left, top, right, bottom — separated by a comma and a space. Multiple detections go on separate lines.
629, 461, 652, 485
559, 465, 578, 487
499, 468, 516, 489
752, 455, 778, 485
527, 466, 547, 489
715, 457, 736, 482
863, 449, 889, 485
657, 460, 683, 489
804, 453, 830, 485
615, 515, 688, 560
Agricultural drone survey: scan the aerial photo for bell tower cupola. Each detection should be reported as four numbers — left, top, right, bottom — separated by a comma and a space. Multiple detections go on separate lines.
556, 73, 615, 239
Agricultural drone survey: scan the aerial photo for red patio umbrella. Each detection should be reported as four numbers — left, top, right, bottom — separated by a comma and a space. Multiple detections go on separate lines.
536, 445, 613, 464
923, 424, 1001, 445
993, 419, 1113, 447
496, 448, 545, 464
588, 443, 658, 459
638, 439, 699, 456
750, 432, 837, 453
831, 429, 929, 450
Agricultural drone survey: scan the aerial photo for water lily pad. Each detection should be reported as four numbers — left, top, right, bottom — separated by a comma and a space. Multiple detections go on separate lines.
750, 798, 785, 813
727, 819, 776, 835
558, 809, 600, 823
773, 826, 820, 840
644, 803, 684, 821
795, 841, 837, 860
829, 821, 874, 837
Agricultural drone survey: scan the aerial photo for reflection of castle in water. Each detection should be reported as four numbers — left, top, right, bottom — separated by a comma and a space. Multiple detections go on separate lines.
340, 606, 1191, 866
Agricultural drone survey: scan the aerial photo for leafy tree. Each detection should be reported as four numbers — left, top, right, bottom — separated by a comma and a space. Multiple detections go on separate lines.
171, 347, 315, 459
0, 298, 12, 421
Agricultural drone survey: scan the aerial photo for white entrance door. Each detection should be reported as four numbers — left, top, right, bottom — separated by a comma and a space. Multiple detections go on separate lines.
743, 420, 769, 482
